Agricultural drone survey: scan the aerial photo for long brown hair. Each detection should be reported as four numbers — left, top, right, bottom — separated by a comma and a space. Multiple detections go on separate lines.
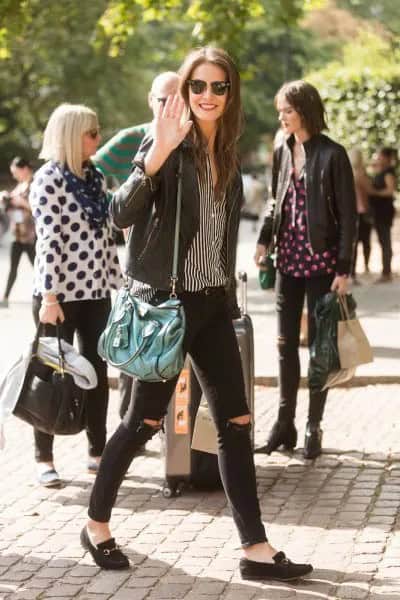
275, 80, 327, 137
179, 47, 243, 201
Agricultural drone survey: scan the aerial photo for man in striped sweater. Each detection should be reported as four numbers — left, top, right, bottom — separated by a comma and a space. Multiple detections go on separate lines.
93, 72, 180, 185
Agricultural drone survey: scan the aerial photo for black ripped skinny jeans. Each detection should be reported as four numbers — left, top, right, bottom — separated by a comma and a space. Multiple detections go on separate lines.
276, 271, 334, 425
32, 296, 111, 462
88, 288, 267, 548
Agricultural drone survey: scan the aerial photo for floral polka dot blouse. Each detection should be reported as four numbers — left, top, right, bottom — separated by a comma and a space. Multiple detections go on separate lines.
277, 172, 338, 278
30, 161, 122, 303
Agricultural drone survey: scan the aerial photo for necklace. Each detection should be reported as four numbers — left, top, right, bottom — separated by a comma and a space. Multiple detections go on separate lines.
293, 143, 305, 178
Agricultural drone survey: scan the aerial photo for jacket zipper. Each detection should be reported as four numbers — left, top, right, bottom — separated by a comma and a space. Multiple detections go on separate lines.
272, 168, 291, 252
225, 188, 237, 276
125, 175, 148, 207
326, 190, 338, 226
137, 217, 160, 262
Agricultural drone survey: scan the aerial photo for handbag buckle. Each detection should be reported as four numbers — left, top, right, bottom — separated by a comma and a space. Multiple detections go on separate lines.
170, 277, 178, 299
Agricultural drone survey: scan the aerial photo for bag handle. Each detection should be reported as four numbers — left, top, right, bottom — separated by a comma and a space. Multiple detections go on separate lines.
170, 150, 183, 298
337, 294, 351, 321
32, 320, 66, 375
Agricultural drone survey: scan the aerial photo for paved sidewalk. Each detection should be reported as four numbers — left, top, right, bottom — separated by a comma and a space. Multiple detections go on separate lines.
0, 384, 400, 599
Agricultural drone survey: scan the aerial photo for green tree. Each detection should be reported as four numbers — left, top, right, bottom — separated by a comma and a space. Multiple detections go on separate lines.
308, 32, 400, 155
0, 1, 157, 167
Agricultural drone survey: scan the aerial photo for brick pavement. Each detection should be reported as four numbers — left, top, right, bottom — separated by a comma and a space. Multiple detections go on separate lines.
1, 384, 400, 600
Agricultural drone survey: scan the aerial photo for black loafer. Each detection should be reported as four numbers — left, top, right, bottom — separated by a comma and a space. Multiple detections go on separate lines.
80, 526, 130, 570
240, 551, 313, 581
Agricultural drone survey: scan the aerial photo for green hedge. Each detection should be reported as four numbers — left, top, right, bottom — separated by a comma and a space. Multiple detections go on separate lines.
309, 68, 400, 156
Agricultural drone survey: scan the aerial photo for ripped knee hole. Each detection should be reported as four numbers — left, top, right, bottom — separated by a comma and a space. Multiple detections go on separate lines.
143, 418, 163, 431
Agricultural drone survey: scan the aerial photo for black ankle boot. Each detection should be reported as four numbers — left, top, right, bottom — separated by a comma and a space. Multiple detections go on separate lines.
303, 423, 323, 459
255, 420, 297, 454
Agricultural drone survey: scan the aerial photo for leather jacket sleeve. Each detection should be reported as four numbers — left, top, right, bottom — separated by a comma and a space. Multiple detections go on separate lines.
257, 145, 281, 248
111, 136, 161, 229
331, 146, 357, 275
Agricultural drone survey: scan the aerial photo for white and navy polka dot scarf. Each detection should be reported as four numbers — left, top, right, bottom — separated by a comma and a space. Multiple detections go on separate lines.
60, 162, 109, 230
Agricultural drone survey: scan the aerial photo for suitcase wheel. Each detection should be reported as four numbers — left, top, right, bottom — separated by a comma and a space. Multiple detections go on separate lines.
162, 480, 184, 498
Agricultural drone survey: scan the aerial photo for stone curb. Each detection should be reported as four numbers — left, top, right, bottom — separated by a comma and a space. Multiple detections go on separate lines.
108, 374, 400, 389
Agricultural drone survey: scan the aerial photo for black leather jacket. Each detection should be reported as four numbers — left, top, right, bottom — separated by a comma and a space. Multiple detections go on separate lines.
111, 136, 243, 316
257, 133, 357, 274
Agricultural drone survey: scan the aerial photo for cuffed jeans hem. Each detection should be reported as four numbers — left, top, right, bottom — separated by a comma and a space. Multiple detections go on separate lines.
87, 509, 110, 523
241, 536, 268, 548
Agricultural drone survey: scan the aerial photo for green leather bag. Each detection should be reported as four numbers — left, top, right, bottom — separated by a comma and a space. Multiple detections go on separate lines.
98, 152, 185, 382
258, 254, 276, 290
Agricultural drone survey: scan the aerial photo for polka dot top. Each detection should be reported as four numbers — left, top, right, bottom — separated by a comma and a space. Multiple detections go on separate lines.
277, 173, 338, 278
30, 161, 123, 303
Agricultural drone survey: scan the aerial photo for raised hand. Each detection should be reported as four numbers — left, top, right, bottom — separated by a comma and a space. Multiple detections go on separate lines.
145, 95, 193, 177
153, 94, 192, 152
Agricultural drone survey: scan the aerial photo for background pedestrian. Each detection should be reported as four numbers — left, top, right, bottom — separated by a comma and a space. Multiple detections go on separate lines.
349, 148, 374, 283
368, 147, 397, 283
0, 157, 36, 308
254, 80, 357, 459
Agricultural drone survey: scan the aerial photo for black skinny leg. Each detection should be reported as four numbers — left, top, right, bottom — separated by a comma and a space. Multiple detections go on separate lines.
189, 304, 266, 546
375, 219, 393, 275
26, 242, 36, 266
359, 216, 372, 271
89, 376, 179, 522
275, 272, 333, 426
275, 272, 304, 422
118, 373, 133, 419
74, 298, 111, 457
4, 241, 23, 299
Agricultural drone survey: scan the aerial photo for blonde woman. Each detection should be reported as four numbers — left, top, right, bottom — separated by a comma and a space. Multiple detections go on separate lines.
29, 103, 122, 487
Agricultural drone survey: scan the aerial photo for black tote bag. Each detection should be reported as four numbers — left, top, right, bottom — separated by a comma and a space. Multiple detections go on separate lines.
13, 323, 87, 435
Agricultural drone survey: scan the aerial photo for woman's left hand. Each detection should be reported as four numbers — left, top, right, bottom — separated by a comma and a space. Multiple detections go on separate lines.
330, 275, 349, 295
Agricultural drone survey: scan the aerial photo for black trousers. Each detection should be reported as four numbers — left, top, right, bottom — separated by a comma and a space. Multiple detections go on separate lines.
352, 214, 372, 276
276, 271, 334, 425
88, 288, 267, 548
32, 296, 111, 462
118, 372, 133, 419
375, 218, 393, 275
4, 241, 35, 298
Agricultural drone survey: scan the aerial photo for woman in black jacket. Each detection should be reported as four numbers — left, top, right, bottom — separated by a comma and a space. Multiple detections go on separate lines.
81, 48, 312, 582
255, 80, 357, 459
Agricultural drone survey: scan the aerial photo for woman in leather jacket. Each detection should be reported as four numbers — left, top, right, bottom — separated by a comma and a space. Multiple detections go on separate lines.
81, 48, 313, 582
255, 80, 357, 459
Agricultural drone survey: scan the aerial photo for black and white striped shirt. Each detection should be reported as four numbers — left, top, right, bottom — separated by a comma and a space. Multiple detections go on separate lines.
130, 156, 227, 302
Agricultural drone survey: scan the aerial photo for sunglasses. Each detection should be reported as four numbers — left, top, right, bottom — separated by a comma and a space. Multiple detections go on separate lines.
86, 128, 100, 140
187, 79, 230, 96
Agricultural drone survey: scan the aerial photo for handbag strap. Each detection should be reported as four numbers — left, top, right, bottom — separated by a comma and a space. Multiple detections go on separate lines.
337, 294, 351, 321
170, 150, 183, 298
32, 320, 66, 375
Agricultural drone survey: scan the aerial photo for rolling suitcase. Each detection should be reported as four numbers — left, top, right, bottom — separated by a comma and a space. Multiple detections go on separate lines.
162, 272, 255, 498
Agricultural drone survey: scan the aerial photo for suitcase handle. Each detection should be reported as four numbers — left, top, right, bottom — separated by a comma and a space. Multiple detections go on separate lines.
238, 271, 247, 315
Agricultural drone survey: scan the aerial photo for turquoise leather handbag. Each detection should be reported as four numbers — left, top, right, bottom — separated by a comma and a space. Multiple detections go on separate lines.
98, 152, 185, 382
